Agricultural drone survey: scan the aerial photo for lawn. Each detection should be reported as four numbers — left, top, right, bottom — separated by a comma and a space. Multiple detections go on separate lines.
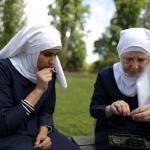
54, 72, 96, 137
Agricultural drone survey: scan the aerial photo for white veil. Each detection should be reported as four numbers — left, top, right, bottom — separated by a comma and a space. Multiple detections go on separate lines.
114, 28, 150, 106
0, 25, 67, 88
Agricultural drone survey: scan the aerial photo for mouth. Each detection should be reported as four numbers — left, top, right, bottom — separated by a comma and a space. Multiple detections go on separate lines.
45, 65, 54, 68
129, 71, 140, 76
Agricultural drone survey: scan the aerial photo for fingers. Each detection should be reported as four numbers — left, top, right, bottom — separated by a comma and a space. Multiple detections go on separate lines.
37, 71, 52, 83
109, 102, 150, 122
131, 111, 150, 122
131, 105, 150, 122
34, 136, 41, 146
49, 67, 56, 73
131, 105, 149, 115
119, 100, 130, 116
36, 138, 51, 149
41, 67, 55, 74
110, 103, 120, 115
34, 136, 52, 149
110, 100, 130, 116
36, 68, 54, 91
38, 68, 53, 77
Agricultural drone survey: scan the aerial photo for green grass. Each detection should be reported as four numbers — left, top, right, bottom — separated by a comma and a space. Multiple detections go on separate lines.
54, 73, 96, 137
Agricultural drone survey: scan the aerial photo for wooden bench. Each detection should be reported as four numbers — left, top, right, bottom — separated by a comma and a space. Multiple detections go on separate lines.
71, 136, 96, 150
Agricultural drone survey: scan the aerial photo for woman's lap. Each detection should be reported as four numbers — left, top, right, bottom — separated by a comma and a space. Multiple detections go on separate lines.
0, 128, 80, 150
0, 134, 35, 150
49, 128, 80, 150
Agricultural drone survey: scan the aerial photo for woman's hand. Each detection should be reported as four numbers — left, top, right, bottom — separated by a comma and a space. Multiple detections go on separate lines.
105, 100, 130, 118
25, 68, 55, 106
131, 105, 150, 122
34, 126, 52, 150
34, 133, 52, 150
36, 68, 55, 92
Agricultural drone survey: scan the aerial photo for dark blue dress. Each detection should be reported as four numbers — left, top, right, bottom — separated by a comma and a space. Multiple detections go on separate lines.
0, 59, 80, 150
90, 66, 150, 150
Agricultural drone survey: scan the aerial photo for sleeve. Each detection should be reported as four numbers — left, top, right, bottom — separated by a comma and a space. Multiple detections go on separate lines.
90, 70, 109, 120
38, 76, 56, 129
0, 65, 33, 136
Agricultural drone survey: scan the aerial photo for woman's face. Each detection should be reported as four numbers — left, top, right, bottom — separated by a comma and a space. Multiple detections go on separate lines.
37, 49, 59, 70
121, 51, 149, 76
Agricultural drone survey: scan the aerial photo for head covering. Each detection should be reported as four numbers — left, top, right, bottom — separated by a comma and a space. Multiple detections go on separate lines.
117, 28, 150, 56
113, 28, 150, 106
0, 25, 67, 88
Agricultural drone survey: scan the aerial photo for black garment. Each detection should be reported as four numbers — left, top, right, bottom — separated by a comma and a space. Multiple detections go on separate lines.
0, 59, 80, 150
0, 129, 79, 150
90, 66, 150, 150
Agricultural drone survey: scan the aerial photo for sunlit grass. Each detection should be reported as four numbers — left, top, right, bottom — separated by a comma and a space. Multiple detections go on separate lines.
54, 73, 96, 137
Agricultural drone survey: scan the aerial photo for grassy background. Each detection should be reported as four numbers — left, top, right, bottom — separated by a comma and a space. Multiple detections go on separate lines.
54, 73, 96, 137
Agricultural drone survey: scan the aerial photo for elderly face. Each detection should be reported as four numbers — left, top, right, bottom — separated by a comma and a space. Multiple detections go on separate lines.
121, 51, 149, 76
37, 49, 59, 70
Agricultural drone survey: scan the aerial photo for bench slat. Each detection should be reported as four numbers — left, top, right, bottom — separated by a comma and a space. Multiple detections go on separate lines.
80, 145, 95, 150
71, 135, 95, 150
72, 136, 95, 145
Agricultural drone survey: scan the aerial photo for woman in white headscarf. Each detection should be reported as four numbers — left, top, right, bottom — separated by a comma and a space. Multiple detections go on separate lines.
0, 25, 80, 150
90, 28, 150, 150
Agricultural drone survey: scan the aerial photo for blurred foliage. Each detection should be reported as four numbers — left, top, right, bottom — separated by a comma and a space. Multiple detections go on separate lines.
48, 0, 90, 71
138, 0, 150, 28
90, 56, 119, 73
93, 0, 150, 72
0, 0, 26, 49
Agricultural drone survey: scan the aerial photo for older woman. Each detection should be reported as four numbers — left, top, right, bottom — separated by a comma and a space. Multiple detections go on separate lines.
0, 25, 80, 150
90, 28, 150, 150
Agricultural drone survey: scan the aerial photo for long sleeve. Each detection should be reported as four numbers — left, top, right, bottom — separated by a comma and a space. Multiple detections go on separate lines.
0, 64, 32, 136
90, 70, 109, 120
38, 76, 56, 128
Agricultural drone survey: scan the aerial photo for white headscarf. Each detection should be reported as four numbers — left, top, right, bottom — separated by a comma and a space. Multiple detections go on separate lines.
0, 25, 67, 88
113, 28, 150, 106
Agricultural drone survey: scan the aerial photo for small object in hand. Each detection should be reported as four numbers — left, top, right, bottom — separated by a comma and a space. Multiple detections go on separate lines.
50, 67, 56, 73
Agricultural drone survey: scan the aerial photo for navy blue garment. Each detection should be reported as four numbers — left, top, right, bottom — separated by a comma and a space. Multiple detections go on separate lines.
90, 66, 150, 150
0, 59, 80, 150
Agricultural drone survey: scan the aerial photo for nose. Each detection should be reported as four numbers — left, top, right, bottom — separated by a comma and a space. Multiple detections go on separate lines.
132, 59, 139, 70
48, 55, 56, 65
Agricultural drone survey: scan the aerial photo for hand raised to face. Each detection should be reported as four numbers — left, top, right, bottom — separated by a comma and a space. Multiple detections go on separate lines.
36, 67, 55, 92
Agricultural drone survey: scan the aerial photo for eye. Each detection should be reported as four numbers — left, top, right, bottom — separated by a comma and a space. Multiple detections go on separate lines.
127, 58, 133, 61
138, 58, 149, 63
42, 51, 53, 57
124, 57, 133, 63
45, 53, 53, 57
41, 50, 59, 57
138, 58, 144, 62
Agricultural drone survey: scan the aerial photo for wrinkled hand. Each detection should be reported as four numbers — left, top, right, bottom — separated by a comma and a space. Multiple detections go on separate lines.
106, 100, 130, 118
131, 105, 150, 122
34, 133, 52, 150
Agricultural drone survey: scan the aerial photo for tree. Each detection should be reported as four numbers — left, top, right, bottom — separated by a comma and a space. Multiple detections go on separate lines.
48, 0, 89, 71
0, 0, 4, 42
93, 0, 145, 71
139, 0, 150, 29
0, 0, 26, 49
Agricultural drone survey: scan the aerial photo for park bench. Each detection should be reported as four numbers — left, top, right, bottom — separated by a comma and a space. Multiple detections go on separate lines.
71, 135, 95, 150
